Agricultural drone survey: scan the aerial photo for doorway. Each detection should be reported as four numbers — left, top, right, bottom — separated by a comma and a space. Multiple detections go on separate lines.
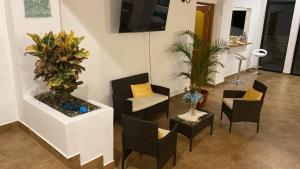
260, 0, 295, 73
194, 2, 214, 45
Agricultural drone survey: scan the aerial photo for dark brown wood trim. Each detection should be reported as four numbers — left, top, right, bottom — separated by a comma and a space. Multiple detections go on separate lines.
81, 156, 103, 169
196, 2, 214, 45
104, 161, 115, 169
0, 121, 19, 134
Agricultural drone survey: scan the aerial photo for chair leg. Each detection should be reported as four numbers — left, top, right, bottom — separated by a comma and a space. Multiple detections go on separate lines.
122, 154, 125, 169
157, 160, 161, 169
189, 138, 193, 152
173, 153, 176, 166
257, 122, 260, 133
229, 122, 232, 133
220, 111, 223, 120
167, 108, 169, 119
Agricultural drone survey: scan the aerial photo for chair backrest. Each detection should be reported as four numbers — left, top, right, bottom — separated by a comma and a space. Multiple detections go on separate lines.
122, 115, 158, 156
253, 80, 268, 101
111, 73, 149, 99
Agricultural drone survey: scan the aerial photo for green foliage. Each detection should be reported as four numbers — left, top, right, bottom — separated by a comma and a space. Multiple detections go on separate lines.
25, 31, 90, 95
173, 30, 229, 90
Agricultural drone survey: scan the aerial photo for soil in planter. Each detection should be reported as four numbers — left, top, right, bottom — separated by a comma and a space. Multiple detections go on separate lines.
35, 92, 101, 117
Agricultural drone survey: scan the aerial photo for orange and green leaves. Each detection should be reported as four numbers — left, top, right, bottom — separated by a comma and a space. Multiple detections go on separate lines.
25, 30, 90, 94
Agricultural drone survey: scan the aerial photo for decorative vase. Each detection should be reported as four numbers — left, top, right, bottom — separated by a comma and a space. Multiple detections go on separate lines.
183, 89, 203, 116
190, 103, 197, 116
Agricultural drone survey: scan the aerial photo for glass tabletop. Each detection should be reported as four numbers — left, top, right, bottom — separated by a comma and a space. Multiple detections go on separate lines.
171, 110, 213, 126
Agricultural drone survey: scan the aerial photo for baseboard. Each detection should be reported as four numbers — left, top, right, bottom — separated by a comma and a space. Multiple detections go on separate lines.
81, 156, 104, 169
104, 161, 115, 169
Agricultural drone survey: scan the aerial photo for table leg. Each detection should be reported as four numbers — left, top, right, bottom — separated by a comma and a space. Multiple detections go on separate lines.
210, 118, 214, 135
189, 138, 192, 152
210, 123, 213, 135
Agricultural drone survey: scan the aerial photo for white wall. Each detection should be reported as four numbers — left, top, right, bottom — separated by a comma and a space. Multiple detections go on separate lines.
214, 0, 300, 77
4, 0, 62, 123
60, 0, 196, 104
0, 0, 197, 127
60, 0, 149, 105
8, 0, 61, 97
211, 0, 267, 83
150, 1, 196, 96
228, 0, 267, 75
284, 0, 300, 73
198, 0, 217, 4
0, 0, 19, 126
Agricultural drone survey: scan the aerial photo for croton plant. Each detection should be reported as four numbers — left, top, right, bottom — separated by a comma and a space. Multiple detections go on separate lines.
25, 31, 90, 98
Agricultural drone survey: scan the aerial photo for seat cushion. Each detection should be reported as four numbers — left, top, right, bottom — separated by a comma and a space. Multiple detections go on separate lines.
243, 88, 263, 101
158, 128, 170, 139
130, 82, 154, 98
223, 98, 243, 109
127, 93, 168, 112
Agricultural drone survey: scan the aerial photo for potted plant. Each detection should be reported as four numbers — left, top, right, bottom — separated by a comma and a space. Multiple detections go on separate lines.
25, 30, 99, 117
183, 85, 203, 115
173, 30, 229, 109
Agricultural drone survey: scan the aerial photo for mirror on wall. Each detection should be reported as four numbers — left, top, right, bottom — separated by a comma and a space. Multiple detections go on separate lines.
229, 8, 249, 45
230, 10, 247, 36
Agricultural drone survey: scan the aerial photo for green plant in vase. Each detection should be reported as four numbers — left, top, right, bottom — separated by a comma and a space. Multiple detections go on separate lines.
173, 30, 229, 108
24, 31, 96, 117
25, 30, 89, 100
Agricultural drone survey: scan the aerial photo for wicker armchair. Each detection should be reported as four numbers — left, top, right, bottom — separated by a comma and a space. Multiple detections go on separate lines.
112, 73, 170, 121
122, 115, 178, 169
221, 80, 268, 133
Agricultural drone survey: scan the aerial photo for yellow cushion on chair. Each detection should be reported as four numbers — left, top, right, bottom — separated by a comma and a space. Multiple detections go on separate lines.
158, 128, 170, 139
130, 82, 154, 98
243, 88, 263, 101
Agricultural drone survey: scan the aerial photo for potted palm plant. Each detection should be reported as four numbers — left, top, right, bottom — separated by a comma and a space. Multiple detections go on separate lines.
173, 30, 229, 109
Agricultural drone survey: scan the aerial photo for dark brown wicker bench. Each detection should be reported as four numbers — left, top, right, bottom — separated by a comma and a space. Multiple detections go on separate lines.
112, 73, 170, 122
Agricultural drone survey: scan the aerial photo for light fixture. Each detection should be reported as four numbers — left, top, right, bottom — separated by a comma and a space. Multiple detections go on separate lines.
181, 0, 191, 4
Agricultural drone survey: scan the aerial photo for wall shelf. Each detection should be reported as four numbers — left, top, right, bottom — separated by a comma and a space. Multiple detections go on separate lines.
229, 42, 252, 48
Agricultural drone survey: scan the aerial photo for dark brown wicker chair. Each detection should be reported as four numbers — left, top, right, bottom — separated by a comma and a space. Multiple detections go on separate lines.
112, 73, 170, 121
122, 115, 178, 169
221, 80, 268, 133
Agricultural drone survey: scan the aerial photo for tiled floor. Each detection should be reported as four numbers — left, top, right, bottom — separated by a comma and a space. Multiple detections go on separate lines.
0, 127, 68, 169
113, 71, 300, 169
1, 71, 300, 169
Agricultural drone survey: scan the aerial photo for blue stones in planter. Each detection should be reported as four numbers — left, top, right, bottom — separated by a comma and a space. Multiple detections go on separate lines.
61, 102, 89, 114
61, 102, 80, 111
80, 106, 88, 114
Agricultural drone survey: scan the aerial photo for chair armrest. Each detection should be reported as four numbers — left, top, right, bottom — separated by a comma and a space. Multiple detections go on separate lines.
232, 100, 263, 122
223, 90, 246, 98
159, 124, 178, 144
112, 95, 132, 114
158, 124, 178, 164
151, 85, 170, 97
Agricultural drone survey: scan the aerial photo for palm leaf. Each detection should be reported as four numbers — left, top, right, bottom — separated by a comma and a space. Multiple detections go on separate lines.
172, 30, 229, 89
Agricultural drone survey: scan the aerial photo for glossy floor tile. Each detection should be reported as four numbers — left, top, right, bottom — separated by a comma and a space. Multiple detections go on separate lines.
1, 71, 300, 169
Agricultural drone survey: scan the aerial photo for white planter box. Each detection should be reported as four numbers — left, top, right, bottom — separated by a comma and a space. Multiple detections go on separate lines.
21, 95, 114, 166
